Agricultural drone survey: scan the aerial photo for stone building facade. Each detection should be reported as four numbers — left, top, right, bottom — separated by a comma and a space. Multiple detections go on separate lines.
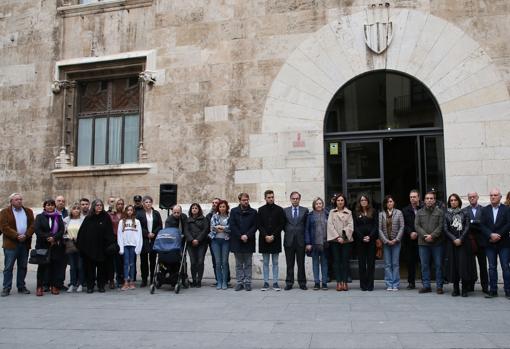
1, 0, 510, 208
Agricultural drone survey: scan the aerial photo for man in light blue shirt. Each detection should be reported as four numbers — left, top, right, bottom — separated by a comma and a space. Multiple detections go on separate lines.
0, 193, 35, 297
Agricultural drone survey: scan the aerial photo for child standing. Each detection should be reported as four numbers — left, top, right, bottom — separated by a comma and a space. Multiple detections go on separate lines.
117, 205, 142, 290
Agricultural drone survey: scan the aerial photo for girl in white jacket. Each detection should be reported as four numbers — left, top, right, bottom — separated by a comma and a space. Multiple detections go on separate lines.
117, 205, 143, 290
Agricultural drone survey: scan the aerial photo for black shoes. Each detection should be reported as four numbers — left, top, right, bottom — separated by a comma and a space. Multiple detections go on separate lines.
419, 287, 432, 294
245, 284, 252, 291
406, 283, 416, 290
98, 286, 105, 293
1, 288, 10, 297
299, 284, 307, 290
322, 283, 328, 290
284, 284, 293, 291
17, 287, 30, 295
140, 280, 148, 288
485, 291, 498, 298
313, 283, 320, 290
235, 284, 244, 291
87, 288, 94, 294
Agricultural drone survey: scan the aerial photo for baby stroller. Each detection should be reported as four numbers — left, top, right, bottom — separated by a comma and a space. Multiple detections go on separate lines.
150, 227, 189, 294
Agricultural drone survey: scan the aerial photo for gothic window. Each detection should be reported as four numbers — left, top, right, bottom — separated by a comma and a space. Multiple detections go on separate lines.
76, 77, 140, 166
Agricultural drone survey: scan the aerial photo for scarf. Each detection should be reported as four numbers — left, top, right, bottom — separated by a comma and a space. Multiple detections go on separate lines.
447, 207, 463, 232
312, 210, 327, 246
43, 210, 60, 235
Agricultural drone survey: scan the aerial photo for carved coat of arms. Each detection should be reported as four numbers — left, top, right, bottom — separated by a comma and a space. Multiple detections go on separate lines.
364, 3, 393, 54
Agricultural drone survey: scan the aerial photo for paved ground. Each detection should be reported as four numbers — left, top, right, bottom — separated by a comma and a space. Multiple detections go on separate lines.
1, 271, 510, 349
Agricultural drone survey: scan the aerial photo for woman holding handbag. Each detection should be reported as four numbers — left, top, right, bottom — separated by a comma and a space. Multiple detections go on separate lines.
34, 199, 65, 296
327, 193, 354, 291
63, 202, 84, 293
305, 197, 329, 290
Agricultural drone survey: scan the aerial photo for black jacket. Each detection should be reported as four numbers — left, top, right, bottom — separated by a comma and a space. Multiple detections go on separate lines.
76, 211, 115, 262
229, 205, 257, 253
257, 203, 285, 254
34, 213, 65, 260
463, 204, 486, 247
136, 209, 163, 253
402, 203, 423, 240
480, 204, 510, 248
185, 215, 209, 244
353, 210, 378, 243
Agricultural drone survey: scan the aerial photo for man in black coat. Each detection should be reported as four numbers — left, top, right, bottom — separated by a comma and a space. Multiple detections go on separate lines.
480, 188, 510, 298
401, 189, 423, 290
230, 193, 257, 291
283, 191, 309, 290
463, 192, 488, 294
136, 195, 162, 287
258, 190, 285, 291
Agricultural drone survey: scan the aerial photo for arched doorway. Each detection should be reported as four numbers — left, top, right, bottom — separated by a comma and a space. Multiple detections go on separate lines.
324, 70, 445, 209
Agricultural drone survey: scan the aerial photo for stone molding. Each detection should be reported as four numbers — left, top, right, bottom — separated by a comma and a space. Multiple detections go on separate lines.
51, 163, 153, 178
57, 0, 153, 17
237, 9, 510, 202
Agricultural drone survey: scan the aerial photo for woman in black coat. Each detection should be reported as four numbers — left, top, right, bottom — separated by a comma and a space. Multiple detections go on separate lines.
34, 199, 65, 296
76, 199, 116, 293
445, 193, 474, 297
185, 203, 209, 287
354, 194, 379, 291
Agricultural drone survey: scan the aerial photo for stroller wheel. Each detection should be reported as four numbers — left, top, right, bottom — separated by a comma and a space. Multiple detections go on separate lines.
175, 284, 180, 294
150, 285, 155, 294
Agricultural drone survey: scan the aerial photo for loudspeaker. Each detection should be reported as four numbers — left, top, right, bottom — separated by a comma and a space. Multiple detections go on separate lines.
159, 183, 177, 210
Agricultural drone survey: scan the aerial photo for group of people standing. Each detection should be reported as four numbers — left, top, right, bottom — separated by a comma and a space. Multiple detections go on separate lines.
1, 187, 509, 299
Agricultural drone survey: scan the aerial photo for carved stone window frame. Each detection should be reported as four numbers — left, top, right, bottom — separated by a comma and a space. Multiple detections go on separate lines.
57, 0, 153, 18
52, 50, 156, 176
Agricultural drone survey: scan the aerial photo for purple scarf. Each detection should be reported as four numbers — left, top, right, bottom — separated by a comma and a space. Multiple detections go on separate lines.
43, 211, 60, 235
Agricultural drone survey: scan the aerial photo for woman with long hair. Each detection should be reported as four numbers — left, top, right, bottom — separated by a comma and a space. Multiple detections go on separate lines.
63, 202, 85, 292
378, 195, 404, 291
354, 194, 378, 291
185, 203, 209, 288
327, 193, 354, 291
209, 200, 230, 290
444, 193, 474, 297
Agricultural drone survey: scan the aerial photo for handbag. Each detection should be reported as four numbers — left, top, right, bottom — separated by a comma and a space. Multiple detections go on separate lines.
65, 239, 79, 254
28, 248, 51, 265
105, 242, 120, 256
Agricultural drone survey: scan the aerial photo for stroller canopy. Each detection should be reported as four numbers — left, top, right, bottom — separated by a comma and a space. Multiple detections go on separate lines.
153, 227, 182, 253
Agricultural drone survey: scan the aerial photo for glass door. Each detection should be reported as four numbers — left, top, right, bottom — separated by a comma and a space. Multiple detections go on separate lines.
422, 136, 446, 203
342, 140, 384, 209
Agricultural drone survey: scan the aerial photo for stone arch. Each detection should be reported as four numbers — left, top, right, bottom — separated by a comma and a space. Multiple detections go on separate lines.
236, 9, 510, 203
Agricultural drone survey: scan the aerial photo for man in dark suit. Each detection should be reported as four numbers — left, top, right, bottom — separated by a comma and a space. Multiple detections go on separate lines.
136, 195, 163, 287
480, 188, 510, 298
463, 192, 488, 294
283, 191, 309, 290
402, 189, 423, 290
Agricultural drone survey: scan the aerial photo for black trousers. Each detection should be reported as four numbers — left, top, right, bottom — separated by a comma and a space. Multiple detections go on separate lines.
357, 240, 376, 290
81, 254, 107, 289
188, 243, 207, 282
403, 238, 419, 284
37, 259, 62, 288
284, 244, 306, 286
330, 242, 351, 282
472, 246, 488, 291
140, 251, 157, 282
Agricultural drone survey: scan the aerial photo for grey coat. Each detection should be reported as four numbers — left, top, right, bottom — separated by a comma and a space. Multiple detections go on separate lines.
283, 206, 309, 248
378, 209, 405, 243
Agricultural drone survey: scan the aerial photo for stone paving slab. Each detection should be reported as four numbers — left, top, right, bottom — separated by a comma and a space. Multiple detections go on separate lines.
0, 271, 509, 348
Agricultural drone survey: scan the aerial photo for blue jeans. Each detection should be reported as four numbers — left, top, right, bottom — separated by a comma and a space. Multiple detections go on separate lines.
262, 253, 279, 284
211, 238, 230, 287
3, 244, 29, 290
123, 246, 136, 281
485, 245, 510, 293
312, 248, 328, 284
419, 244, 443, 289
68, 252, 85, 287
383, 243, 401, 288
